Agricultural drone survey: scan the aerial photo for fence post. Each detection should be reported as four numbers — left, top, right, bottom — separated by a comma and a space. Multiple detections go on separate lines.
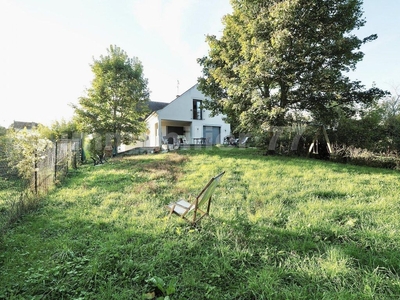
67, 140, 69, 174
34, 152, 38, 195
54, 140, 58, 183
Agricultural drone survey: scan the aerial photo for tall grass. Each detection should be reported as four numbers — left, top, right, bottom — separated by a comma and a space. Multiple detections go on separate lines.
1, 148, 400, 299
0, 176, 34, 233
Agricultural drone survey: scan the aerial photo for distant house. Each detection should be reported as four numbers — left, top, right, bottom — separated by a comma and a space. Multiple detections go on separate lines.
121, 84, 231, 152
10, 121, 40, 131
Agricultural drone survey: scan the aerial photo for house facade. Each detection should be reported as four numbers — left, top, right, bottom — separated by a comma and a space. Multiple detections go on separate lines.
126, 84, 231, 151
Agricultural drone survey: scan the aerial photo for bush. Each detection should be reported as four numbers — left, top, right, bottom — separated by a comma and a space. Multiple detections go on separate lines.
349, 155, 400, 169
330, 145, 400, 170
6, 129, 53, 181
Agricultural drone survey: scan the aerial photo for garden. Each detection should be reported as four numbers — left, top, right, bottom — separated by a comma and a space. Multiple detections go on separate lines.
1, 147, 400, 299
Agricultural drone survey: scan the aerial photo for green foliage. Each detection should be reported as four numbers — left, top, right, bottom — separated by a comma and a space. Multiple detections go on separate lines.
383, 114, 400, 152
38, 118, 80, 141
331, 88, 400, 154
380, 87, 400, 119
1, 149, 400, 298
0, 127, 8, 167
198, 0, 386, 131
330, 145, 400, 169
87, 133, 107, 159
0, 177, 26, 231
73, 45, 150, 149
5, 129, 53, 181
349, 154, 400, 169
334, 107, 386, 152
381, 88, 400, 152
0, 125, 6, 136
144, 276, 176, 299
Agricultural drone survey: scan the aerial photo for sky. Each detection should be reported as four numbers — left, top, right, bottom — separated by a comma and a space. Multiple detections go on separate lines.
0, 0, 399, 128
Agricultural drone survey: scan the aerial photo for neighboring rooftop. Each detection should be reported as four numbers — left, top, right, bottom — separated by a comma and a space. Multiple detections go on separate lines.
10, 121, 40, 130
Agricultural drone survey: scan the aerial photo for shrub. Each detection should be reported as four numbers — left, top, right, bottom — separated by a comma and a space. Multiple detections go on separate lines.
330, 145, 400, 170
5, 129, 53, 182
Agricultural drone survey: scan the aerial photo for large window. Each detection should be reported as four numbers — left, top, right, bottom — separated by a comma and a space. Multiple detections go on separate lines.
193, 99, 203, 120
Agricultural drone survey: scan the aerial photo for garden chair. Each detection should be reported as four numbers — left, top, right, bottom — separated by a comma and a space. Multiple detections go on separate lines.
165, 171, 225, 225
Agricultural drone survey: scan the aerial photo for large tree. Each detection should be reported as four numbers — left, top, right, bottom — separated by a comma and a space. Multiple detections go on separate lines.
198, 0, 386, 133
73, 45, 150, 153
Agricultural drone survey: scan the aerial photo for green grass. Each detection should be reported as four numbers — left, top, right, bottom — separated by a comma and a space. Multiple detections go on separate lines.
0, 175, 28, 232
1, 148, 400, 299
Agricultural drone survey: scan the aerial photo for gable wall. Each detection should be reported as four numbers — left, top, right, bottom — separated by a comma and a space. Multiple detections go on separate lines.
158, 85, 201, 121
158, 85, 227, 125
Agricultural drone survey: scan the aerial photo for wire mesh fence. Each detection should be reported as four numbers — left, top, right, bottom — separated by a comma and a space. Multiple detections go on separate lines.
0, 138, 82, 193
31, 139, 82, 195
1, 138, 82, 232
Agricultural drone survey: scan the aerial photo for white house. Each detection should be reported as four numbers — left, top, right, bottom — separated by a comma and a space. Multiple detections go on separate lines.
123, 84, 231, 151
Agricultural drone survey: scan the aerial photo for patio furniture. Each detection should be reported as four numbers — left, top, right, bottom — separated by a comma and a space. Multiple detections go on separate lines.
193, 137, 206, 144
165, 171, 225, 225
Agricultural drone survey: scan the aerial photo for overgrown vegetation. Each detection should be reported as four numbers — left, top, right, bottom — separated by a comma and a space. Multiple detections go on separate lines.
1, 148, 400, 299
0, 176, 28, 234
6, 129, 53, 182
0, 128, 81, 233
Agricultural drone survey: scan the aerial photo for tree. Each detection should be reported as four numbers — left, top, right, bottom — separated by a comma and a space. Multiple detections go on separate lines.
380, 85, 400, 120
38, 118, 80, 141
380, 86, 400, 152
198, 0, 386, 133
73, 45, 150, 154
334, 104, 386, 152
6, 129, 53, 183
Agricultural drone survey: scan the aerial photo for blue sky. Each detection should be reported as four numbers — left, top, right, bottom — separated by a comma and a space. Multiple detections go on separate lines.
0, 0, 399, 127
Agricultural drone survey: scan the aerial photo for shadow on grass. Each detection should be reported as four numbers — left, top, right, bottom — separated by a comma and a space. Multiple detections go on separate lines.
2, 200, 400, 299
1, 149, 400, 299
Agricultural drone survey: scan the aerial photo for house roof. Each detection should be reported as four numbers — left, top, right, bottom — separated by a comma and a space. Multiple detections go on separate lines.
166, 83, 199, 107
148, 101, 169, 112
10, 121, 40, 130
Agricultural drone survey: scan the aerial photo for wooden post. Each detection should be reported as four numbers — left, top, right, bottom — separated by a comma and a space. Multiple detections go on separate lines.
322, 126, 332, 154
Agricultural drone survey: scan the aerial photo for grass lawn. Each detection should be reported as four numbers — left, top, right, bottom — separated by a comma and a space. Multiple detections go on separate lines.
1, 147, 400, 299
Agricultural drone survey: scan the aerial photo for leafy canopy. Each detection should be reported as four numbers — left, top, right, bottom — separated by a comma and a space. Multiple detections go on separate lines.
73, 45, 150, 145
198, 0, 386, 132
38, 119, 80, 141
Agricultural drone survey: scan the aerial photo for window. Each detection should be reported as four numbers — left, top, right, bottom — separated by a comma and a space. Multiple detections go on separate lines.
193, 99, 203, 120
